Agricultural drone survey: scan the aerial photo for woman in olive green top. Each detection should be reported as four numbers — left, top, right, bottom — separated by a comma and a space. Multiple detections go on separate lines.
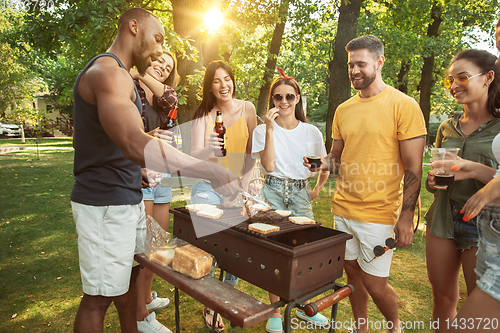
424, 49, 500, 332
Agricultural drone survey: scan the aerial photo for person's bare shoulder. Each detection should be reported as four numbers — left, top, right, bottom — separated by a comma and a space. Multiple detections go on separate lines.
79, 57, 134, 105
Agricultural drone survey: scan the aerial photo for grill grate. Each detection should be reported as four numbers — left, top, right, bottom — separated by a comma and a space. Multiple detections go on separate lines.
175, 207, 321, 238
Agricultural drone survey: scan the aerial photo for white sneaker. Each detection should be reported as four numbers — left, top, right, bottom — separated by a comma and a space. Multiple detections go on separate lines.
146, 291, 170, 312
137, 312, 172, 333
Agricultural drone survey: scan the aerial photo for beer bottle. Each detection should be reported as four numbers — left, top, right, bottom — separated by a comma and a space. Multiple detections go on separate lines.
160, 109, 178, 148
214, 110, 226, 157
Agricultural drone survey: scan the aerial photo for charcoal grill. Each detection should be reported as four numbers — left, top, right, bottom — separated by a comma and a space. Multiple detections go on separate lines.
171, 207, 352, 302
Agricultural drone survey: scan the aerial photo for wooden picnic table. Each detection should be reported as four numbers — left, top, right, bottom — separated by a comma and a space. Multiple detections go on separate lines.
134, 253, 276, 332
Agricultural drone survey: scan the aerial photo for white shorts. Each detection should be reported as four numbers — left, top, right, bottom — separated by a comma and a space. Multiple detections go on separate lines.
334, 215, 395, 277
71, 201, 146, 297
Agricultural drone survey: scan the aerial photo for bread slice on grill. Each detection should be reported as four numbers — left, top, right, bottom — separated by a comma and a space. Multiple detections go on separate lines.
275, 210, 291, 217
252, 203, 270, 212
289, 216, 316, 225
186, 204, 215, 212
197, 206, 224, 219
248, 223, 280, 234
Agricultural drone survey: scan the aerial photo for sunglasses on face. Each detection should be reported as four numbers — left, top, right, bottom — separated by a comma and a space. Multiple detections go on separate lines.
272, 93, 296, 104
443, 72, 484, 90
363, 238, 396, 263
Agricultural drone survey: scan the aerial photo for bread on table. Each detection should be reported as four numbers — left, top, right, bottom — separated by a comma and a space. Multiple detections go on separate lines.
274, 210, 291, 217
289, 216, 316, 225
149, 248, 176, 267
171, 245, 213, 279
248, 223, 280, 234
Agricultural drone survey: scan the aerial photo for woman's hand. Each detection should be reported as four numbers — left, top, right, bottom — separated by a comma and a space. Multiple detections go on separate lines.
142, 168, 161, 188
130, 68, 142, 80
263, 107, 279, 131
148, 127, 175, 146
303, 156, 324, 172
462, 177, 500, 220
309, 187, 320, 201
208, 131, 225, 155
426, 169, 448, 191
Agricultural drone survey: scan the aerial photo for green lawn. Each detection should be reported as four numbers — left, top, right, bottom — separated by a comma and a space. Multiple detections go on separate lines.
0, 141, 466, 332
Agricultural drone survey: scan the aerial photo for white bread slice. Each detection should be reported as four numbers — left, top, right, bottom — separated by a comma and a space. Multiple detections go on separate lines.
275, 210, 291, 217
150, 248, 176, 267
197, 206, 224, 219
252, 203, 270, 212
186, 204, 215, 212
289, 216, 316, 225
248, 223, 280, 234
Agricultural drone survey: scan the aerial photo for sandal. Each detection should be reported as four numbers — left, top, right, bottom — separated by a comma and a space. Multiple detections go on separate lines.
203, 307, 224, 332
266, 313, 283, 333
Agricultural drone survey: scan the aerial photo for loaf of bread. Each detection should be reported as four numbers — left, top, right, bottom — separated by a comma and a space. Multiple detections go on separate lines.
289, 216, 316, 225
150, 248, 176, 267
248, 223, 280, 234
275, 210, 291, 217
171, 245, 213, 279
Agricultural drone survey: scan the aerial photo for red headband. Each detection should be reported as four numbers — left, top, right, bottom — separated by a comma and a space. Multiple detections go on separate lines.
277, 67, 295, 80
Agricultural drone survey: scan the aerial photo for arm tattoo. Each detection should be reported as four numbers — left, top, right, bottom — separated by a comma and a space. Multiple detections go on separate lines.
402, 170, 420, 212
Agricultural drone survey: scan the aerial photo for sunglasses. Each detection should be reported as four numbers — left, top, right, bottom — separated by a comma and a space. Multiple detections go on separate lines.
272, 93, 296, 104
443, 72, 484, 90
363, 238, 396, 263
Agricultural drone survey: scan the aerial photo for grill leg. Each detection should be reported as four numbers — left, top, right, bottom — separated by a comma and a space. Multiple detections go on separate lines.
283, 301, 296, 333
330, 302, 339, 333
175, 287, 180, 333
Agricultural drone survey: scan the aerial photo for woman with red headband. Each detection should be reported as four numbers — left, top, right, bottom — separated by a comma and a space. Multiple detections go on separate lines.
251, 68, 330, 332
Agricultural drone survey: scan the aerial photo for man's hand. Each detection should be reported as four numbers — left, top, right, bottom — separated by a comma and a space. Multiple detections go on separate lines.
303, 156, 323, 172
394, 215, 414, 247
309, 187, 320, 200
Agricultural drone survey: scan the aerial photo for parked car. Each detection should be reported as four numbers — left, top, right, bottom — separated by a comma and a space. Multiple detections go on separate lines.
0, 122, 22, 137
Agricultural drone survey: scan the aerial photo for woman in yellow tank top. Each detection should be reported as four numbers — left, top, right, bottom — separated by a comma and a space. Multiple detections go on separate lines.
190, 60, 257, 332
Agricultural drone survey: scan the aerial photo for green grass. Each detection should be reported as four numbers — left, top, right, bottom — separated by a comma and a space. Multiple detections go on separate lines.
0, 137, 73, 148
0, 140, 467, 332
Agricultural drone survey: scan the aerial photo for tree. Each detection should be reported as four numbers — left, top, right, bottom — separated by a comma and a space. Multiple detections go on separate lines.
326, 0, 362, 152
255, 0, 290, 117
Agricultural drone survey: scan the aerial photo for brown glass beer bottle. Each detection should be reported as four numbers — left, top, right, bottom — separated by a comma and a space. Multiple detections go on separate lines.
214, 110, 226, 157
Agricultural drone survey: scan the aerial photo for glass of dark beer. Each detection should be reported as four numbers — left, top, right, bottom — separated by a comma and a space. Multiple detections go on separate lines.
431, 147, 460, 190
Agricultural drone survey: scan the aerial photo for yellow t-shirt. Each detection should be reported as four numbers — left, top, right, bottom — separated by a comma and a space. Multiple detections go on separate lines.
205, 102, 249, 178
331, 86, 427, 225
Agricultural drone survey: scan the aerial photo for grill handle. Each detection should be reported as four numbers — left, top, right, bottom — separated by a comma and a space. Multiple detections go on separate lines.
303, 285, 354, 317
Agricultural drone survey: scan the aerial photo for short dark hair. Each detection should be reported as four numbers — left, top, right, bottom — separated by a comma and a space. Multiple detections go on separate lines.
118, 8, 156, 30
346, 35, 384, 58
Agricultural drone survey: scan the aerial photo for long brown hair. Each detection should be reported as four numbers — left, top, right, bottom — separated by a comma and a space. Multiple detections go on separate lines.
192, 61, 236, 120
268, 77, 307, 123
163, 50, 179, 88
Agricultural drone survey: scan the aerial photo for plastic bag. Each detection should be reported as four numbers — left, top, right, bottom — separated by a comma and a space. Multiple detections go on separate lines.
145, 216, 213, 279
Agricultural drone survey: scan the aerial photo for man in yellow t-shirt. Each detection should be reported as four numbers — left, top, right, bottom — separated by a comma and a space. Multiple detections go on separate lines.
329, 35, 426, 333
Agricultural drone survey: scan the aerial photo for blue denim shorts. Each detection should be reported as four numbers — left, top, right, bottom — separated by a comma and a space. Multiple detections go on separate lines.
475, 207, 500, 302
452, 205, 479, 250
189, 181, 237, 286
262, 175, 313, 219
142, 173, 172, 203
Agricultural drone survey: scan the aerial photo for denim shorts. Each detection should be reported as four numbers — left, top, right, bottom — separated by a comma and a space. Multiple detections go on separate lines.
262, 175, 313, 219
190, 181, 226, 205
451, 205, 479, 250
475, 207, 500, 302
142, 173, 172, 203
189, 181, 237, 286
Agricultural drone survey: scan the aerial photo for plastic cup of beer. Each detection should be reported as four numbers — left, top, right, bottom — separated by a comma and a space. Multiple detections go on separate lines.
431, 148, 460, 189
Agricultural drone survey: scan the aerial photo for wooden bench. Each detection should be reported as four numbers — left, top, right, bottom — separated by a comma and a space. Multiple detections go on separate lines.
134, 253, 276, 332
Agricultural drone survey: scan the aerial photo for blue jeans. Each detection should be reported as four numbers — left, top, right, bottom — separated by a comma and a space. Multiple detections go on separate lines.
190, 181, 238, 286
262, 175, 313, 219
451, 205, 479, 250
142, 173, 172, 203
475, 207, 500, 302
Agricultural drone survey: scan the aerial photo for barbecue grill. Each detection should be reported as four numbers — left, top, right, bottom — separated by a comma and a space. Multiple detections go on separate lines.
171, 207, 352, 302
